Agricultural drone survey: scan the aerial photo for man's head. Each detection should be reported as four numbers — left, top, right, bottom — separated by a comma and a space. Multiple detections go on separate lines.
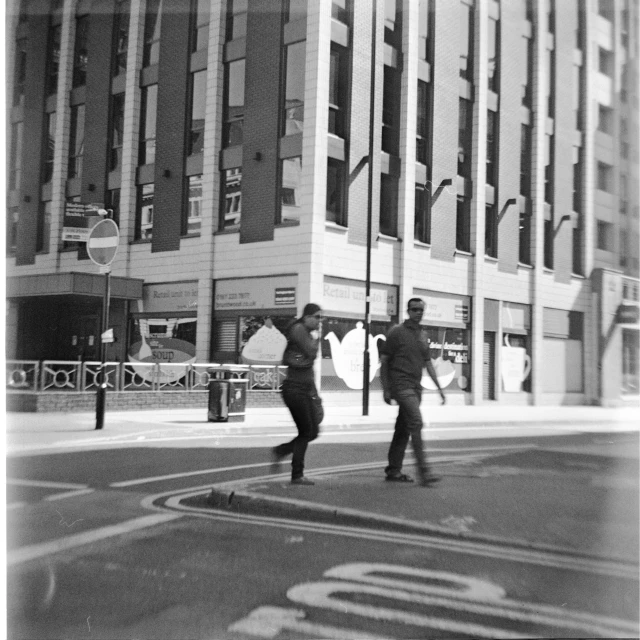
406, 297, 425, 322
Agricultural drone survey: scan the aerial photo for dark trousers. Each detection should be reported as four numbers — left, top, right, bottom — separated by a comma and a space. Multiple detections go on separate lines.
276, 380, 320, 479
386, 386, 428, 477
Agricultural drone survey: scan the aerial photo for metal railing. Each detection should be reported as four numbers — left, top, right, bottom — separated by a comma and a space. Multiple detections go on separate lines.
6, 360, 288, 393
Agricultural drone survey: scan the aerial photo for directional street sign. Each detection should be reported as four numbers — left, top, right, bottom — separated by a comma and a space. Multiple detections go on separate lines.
87, 219, 120, 267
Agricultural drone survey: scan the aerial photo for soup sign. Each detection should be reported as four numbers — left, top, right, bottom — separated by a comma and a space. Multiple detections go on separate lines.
128, 337, 196, 383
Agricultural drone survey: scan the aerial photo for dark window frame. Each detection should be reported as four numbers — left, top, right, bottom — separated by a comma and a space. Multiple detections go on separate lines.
188, 70, 207, 156
68, 104, 85, 179
109, 93, 125, 172
139, 84, 158, 165
113, 0, 130, 76
379, 173, 398, 238
73, 15, 89, 88
326, 157, 347, 227
46, 24, 62, 95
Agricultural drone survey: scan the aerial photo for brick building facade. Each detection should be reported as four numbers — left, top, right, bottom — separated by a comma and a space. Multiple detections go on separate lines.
6, 0, 640, 406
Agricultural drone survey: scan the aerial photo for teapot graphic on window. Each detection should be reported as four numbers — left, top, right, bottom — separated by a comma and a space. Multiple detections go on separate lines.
324, 322, 386, 389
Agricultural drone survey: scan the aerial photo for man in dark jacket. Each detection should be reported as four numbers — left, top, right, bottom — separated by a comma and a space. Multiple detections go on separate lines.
380, 297, 445, 486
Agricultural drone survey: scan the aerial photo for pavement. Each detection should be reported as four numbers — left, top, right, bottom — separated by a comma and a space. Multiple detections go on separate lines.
6, 401, 640, 565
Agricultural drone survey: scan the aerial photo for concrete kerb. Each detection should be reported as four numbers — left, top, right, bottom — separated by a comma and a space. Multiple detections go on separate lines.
183, 466, 638, 567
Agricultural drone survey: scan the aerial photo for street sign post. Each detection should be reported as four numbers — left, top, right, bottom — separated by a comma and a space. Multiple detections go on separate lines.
87, 219, 120, 430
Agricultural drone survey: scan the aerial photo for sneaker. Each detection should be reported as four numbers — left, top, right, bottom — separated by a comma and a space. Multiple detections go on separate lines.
291, 476, 315, 485
385, 473, 414, 483
419, 473, 441, 487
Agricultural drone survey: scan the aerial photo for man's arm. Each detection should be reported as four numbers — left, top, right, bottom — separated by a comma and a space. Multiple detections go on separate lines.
380, 354, 393, 404
425, 358, 446, 404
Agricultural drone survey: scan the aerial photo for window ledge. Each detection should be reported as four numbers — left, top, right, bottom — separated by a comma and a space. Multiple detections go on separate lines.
214, 227, 239, 235
484, 255, 498, 263
378, 233, 400, 243
571, 272, 586, 279
455, 249, 473, 257
130, 239, 152, 245
543, 267, 554, 274
181, 233, 201, 239
325, 221, 348, 232
276, 219, 300, 228
517, 262, 534, 270
413, 240, 431, 249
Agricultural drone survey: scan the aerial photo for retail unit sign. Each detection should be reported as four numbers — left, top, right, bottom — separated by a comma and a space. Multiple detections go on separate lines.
215, 276, 297, 311
323, 277, 398, 319
414, 291, 470, 326
143, 282, 198, 314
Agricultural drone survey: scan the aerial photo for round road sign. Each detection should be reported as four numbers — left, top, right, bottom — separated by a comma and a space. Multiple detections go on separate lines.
87, 219, 120, 266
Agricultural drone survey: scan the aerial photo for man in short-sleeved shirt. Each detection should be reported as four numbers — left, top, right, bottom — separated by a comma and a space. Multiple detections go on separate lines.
380, 297, 445, 486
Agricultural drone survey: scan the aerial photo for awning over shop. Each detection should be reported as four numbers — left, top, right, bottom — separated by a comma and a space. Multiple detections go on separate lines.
7, 272, 144, 300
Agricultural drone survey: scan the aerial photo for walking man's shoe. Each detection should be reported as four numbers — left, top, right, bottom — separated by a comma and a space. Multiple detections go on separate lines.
419, 473, 441, 487
385, 473, 414, 483
270, 447, 286, 473
291, 476, 315, 485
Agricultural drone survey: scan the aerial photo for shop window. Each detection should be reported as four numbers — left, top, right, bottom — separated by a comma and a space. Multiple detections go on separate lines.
43, 112, 56, 184
73, 15, 89, 87
224, 59, 245, 146
423, 326, 471, 393
188, 70, 207, 155
190, 0, 209, 52
9, 121, 24, 191
226, 0, 247, 41
326, 158, 347, 226
287, 0, 307, 22
143, 0, 163, 67
113, 0, 130, 76
283, 41, 306, 136
280, 157, 302, 223
458, 98, 472, 178
139, 85, 157, 165
414, 184, 430, 244
221, 167, 241, 229
13, 38, 27, 106
46, 24, 61, 95
329, 45, 348, 139
184, 174, 202, 235
379, 173, 398, 237
109, 93, 125, 171
240, 316, 292, 365
459, 1, 474, 81
622, 329, 639, 395
502, 333, 531, 393
136, 183, 154, 240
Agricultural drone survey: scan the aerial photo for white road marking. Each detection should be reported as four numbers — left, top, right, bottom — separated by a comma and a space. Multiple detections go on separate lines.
7, 513, 182, 567
7, 478, 88, 490
45, 489, 95, 501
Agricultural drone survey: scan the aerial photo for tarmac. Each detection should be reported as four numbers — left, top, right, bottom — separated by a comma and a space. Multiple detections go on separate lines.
6, 401, 640, 564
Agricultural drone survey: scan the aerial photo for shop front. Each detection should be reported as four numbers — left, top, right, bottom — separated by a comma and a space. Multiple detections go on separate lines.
501, 302, 532, 395
128, 281, 198, 384
415, 289, 472, 394
212, 276, 298, 388
321, 277, 398, 391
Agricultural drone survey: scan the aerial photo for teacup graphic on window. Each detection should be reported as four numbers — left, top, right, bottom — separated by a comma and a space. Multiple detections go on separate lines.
241, 318, 288, 365
501, 335, 531, 392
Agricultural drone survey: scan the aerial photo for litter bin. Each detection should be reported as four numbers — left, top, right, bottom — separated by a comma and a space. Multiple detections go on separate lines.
207, 367, 248, 422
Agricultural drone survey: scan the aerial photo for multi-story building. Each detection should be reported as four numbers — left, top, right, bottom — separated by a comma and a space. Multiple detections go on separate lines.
6, 0, 639, 406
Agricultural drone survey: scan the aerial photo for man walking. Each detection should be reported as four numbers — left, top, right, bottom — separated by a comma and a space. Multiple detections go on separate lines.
380, 297, 445, 486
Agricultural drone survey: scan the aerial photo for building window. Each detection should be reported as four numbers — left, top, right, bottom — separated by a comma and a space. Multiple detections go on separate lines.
522, 36, 532, 107
598, 104, 614, 134
385, 0, 399, 43
414, 184, 430, 244
287, 0, 308, 22
224, 59, 245, 146
456, 195, 471, 252
280, 157, 302, 223
572, 224, 582, 274
73, 15, 89, 87
139, 85, 157, 165
331, 0, 348, 23
597, 161, 613, 192
418, 0, 430, 61
544, 218, 554, 268
113, 0, 130, 76
109, 93, 125, 171
13, 38, 27, 106
329, 45, 347, 138
382, 66, 399, 155
520, 124, 531, 198
136, 183, 154, 240
459, 1, 474, 81
283, 41, 306, 136
226, 0, 247, 41
458, 98, 472, 178
326, 158, 346, 226
596, 220, 612, 251
379, 173, 398, 237
519, 206, 532, 265
191, 0, 209, 52
9, 122, 24, 191
544, 134, 554, 204
621, 174, 628, 214
598, 47, 614, 77
43, 112, 56, 184
46, 25, 61, 95
106, 188, 121, 225
189, 70, 207, 155
546, 47, 555, 117
485, 203, 497, 258
620, 230, 627, 267
547, 0, 555, 32
598, 0, 614, 21
143, 0, 163, 67
487, 14, 499, 92
68, 105, 85, 179
572, 147, 582, 213
416, 80, 429, 164
7, 208, 19, 255
621, 119, 629, 159
184, 174, 202, 235
573, 64, 583, 130
221, 168, 241, 229
36, 200, 52, 254
486, 110, 497, 187
622, 329, 639, 395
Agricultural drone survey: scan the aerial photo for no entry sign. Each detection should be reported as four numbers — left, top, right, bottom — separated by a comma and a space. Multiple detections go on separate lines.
87, 219, 120, 266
